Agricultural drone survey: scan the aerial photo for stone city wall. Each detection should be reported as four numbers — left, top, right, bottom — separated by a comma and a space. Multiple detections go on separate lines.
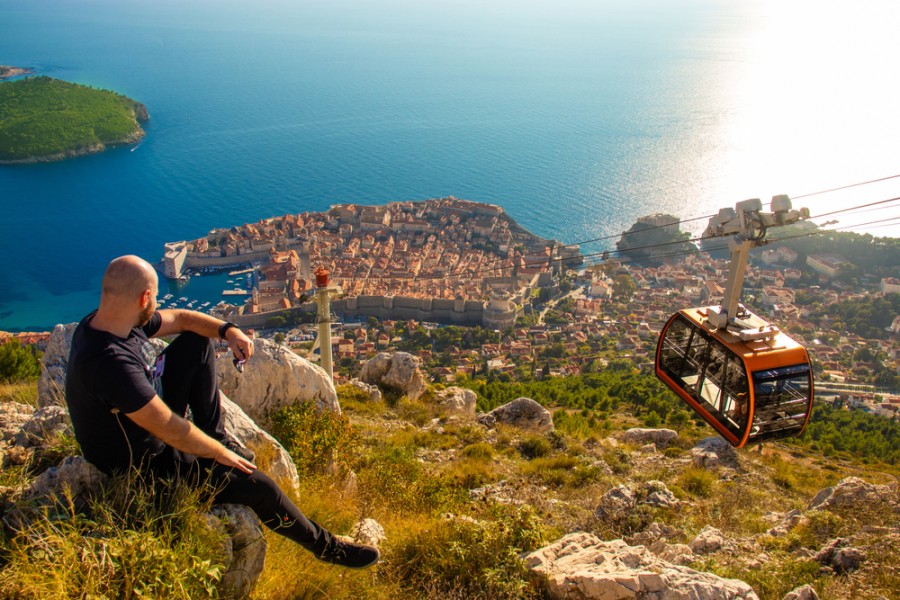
232, 294, 488, 329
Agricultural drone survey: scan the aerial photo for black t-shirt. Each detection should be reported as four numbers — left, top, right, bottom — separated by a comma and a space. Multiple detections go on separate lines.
65, 311, 165, 474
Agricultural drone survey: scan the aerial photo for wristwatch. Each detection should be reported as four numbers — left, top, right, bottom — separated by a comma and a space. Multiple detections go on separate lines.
219, 321, 238, 340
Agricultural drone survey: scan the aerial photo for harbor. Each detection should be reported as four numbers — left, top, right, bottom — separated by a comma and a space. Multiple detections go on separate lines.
157, 265, 256, 315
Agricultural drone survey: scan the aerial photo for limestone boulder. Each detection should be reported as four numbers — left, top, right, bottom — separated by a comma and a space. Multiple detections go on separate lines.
524, 532, 758, 600
627, 522, 684, 548
690, 525, 726, 555
783, 584, 819, 600
219, 392, 299, 492
434, 386, 477, 415
621, 428, 678, 449
0, 401, 37, 451
477, 397, 553, 432
1, 401, 75, 468
654, 542, 697, 566
767, 509, 804, 537
807, 477, 895, 511
595, 484, 637, 520
359, 352, 425, 400
596, 482, 681, 521
814, 538, 866, 574
37, 322, 77, 407
206, 504, 267, 600
346, 378, 383, 403
14, 405, 71, 449
349, 518, 386, 547
218, 337, 339, 429
691, 437, 740, 469
20, 455, 107, 508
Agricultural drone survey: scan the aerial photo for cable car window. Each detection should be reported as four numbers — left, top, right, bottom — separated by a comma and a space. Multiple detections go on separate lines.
750, 364, 812, 442
660, 317, 694, 377
722, 359, 749, 431
659, 315, 747, 438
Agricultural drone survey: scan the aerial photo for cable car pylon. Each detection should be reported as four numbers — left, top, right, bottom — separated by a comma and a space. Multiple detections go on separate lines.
655, 195, 816, 448
703, 196, 809, 332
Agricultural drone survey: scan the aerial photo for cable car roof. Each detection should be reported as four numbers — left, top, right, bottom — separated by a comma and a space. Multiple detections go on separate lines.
678, 307, 808, 366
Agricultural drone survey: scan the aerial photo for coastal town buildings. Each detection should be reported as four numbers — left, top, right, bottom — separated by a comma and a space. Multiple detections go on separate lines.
162, 198, 575, 328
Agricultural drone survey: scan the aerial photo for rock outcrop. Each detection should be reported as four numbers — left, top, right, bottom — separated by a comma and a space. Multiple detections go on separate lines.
621, 428, 678, 449
807, 477, 895, 511
524, 532, 758, 599
434, 386, 477, 415
691, 437, 740, 469
814, 538, 866, 574
346, 378, 383, 403
218, 337, 339, 429
477, 397, 553, 432
359, 352, 425, 400
689, 525, 726, 555
783, 584, 819, 600
349, 518, 387, 548
37, 323, 77, 407
206, 504, 267, 600
219, 393, 299, 491
595, 481, 681, 520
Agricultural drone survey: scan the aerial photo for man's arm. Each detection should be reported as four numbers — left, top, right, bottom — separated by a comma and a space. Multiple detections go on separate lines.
125, 394, 256, 474
154, 309, 254, 361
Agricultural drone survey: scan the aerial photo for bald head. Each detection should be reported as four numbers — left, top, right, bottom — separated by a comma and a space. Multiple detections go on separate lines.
102, 255, 158, 302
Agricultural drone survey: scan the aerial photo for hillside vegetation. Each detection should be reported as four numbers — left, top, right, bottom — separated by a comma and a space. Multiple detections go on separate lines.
2, 370, 898, 599
0, 76, 147, 163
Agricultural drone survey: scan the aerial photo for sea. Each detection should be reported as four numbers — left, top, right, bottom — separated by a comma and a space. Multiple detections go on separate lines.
2, 0, 899, 332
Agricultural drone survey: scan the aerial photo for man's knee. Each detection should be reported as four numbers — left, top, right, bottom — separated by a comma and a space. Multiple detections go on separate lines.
164, 330, 215, 360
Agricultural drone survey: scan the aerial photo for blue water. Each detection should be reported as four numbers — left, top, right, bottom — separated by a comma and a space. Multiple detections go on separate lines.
2, 0, 899, 331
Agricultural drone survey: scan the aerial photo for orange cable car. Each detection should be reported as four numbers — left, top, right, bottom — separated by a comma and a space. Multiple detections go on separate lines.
653, 195, 814, 447
656, 306, 814, 447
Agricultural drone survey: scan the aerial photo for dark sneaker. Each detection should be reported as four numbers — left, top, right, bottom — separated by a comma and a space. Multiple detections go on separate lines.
221, 435, 256, 462
318, 539, 380, 569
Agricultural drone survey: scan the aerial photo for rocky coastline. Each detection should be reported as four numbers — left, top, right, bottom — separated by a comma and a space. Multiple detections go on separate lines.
0, 126, 146, 165
0, 65, 34, 80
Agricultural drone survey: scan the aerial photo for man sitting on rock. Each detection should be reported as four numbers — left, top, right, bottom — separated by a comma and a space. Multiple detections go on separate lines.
64, 255, 379, 569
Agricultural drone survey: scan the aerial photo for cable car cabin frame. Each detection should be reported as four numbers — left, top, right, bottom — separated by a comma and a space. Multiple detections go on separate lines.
656, 307, 814, 448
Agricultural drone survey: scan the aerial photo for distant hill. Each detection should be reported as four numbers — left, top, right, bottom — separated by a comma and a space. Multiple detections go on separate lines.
0, 76, 148, 164
616, 213, 697, 264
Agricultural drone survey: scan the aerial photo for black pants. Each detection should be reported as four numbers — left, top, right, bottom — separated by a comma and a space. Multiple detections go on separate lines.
148, 332, 334, 555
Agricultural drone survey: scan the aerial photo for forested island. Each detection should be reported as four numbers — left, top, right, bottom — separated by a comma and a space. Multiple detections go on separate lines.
0, 76, 148, 164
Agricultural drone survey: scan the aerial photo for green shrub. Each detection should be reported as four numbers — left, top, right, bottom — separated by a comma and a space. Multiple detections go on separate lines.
602, 448, 632, 475
663, 446, 684, 458
772, 459, 797, 490
269, 401, 360, 477
461, 442, 495, 461
518, 435, 551, 459
389, 505, 548, 599
0, 340, 41, 383
679, 466, 715, 498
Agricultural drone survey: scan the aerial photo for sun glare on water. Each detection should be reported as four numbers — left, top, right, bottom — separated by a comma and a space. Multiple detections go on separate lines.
712, 0, 900, 234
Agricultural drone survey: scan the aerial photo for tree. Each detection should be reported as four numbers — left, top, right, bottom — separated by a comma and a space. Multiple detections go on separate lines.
612, 274, 636, 302
0, 340, 42, 382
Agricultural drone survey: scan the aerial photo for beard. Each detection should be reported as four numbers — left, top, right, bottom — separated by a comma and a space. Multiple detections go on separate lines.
137, 303, 155, 327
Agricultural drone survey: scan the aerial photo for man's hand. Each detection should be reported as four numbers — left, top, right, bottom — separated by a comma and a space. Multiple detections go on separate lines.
225, 326, 254, 364
215, 446, 257, 474
127, 396, 257, 474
